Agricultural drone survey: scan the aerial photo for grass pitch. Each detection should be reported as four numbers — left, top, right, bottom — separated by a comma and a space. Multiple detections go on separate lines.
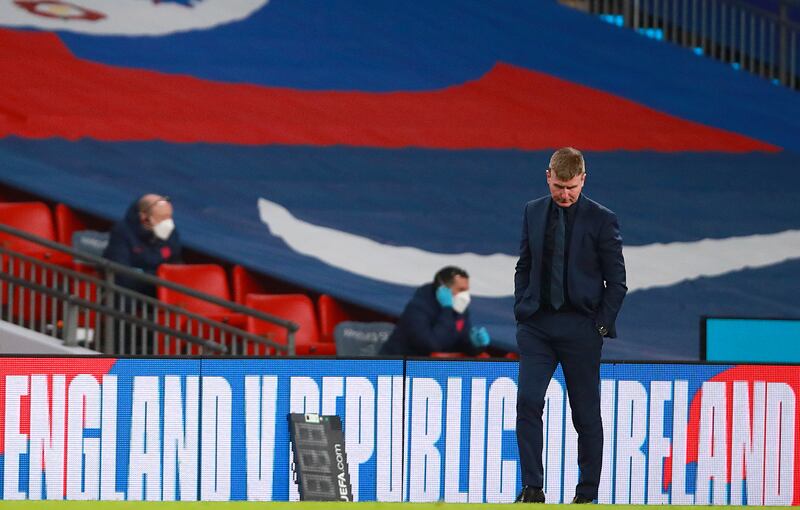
0, 503, 788, 510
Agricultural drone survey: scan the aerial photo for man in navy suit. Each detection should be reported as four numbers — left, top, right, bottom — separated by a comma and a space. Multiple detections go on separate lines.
513, 148, 626, 504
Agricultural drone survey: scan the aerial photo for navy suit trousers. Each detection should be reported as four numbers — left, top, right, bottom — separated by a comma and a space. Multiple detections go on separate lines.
516, 309, 603, 500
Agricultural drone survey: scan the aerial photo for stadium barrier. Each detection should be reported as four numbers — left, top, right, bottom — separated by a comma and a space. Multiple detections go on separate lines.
579, 0, 799, 90
0, 223, 296, 355
0, 356, 797, 504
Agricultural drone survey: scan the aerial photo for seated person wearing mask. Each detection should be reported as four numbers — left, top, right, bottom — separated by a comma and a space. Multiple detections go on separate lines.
103, 194, 182, 296
380, 266, 490, 356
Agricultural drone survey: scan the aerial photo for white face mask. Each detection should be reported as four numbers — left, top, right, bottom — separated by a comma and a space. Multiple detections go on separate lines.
152, 218, 175, 241
452, 290, 471, 314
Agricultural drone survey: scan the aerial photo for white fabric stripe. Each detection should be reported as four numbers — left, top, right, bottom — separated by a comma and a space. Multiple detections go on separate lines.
258, 197, 800, 298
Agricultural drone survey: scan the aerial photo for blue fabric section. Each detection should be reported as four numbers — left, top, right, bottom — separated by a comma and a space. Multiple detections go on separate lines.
158, 0, 198, 6
0, 138, 798, 359
54, 1, 800, 150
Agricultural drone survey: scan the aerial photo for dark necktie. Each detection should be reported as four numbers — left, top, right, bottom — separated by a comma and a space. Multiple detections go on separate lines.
550, 206, 565, 310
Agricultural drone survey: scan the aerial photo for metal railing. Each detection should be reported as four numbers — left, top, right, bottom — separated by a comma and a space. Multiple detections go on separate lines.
583, 0, 799, 89
0, 223, 298, 355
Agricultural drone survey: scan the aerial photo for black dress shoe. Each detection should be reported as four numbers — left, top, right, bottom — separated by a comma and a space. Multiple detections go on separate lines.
571, 495, 595, 504
515, 486, 545, 503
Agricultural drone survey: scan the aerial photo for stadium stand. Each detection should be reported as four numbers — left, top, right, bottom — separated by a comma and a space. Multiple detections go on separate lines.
0, 196, 364, 356
0, 2, 798, 359
2, 4, 800, 505
579, 0, 799, 90
0, 211, 298, 355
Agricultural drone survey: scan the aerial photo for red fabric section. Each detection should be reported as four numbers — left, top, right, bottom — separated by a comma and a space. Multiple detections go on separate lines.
0, 29, 778, 152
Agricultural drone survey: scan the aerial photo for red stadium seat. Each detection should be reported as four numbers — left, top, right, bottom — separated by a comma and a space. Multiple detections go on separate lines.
54, 204, 102, 327
0, 202, 66, 261
157, 263, 233, 315
246, 294, 335, 356
152, 311, 187, 355
431, 351, 492, 359
317, 294, 353, 343
430, 352, 467, 358
232, 264, 269, 304
156, 263, 245, 353
0, 202, 69, 320
54, 203, 88, 246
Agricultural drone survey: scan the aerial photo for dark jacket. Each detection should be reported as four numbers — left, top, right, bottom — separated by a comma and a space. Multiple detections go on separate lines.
380, 283, 474, 356
514, 194, 627, 337
103, 200, 182, 296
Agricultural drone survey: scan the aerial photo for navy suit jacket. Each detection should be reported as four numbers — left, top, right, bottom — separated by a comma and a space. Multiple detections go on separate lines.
513, 194, 627, 337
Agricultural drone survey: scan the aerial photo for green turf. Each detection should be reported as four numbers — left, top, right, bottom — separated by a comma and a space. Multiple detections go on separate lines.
0, 503, 789, 510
